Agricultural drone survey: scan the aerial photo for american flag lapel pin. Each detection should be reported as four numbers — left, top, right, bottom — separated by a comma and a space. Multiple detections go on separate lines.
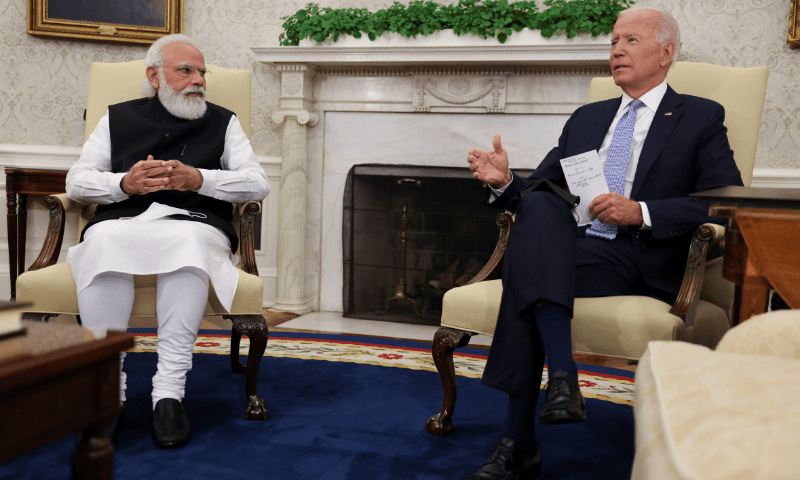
665, 112, 672, 116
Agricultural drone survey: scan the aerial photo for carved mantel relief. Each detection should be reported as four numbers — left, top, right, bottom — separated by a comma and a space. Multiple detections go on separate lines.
413, 75, 507, 113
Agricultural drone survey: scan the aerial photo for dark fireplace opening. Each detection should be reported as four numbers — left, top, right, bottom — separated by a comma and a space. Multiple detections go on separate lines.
342, 164, 533, 326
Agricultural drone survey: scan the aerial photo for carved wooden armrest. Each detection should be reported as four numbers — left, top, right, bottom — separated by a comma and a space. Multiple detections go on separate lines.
669, 223, 726, 326
236, 201, 261, 276
28, 194, 83, 271
464, 211, 514, 286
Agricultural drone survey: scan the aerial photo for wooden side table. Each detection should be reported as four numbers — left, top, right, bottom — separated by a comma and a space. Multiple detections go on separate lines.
693, 186, 800, 325
0, 325, 134, 479
5, 168, 68, 299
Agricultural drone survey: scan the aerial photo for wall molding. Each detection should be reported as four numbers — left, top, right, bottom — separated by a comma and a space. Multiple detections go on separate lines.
2, 145, 798, 188
0, 144, 281, 172
750, 168, 800, 189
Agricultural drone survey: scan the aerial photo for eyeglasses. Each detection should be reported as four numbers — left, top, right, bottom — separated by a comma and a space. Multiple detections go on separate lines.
158, 64, 210, 79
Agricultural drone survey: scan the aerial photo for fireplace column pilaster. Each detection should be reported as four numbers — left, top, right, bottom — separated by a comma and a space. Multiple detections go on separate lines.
271, 64, 318, 314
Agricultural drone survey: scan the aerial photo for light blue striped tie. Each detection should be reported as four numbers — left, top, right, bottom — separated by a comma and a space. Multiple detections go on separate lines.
586, 99, 644, 240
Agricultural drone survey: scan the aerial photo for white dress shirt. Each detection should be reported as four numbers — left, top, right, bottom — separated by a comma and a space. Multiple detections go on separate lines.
66, 113, 269, 204
492, 81, 668, 228
66, 110, 269, 312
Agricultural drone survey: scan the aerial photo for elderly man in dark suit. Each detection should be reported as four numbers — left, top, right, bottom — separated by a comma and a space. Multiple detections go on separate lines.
464, 7, 743, 479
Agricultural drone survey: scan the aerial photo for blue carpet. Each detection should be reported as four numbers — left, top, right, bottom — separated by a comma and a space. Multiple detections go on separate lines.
0, 333, 634, 480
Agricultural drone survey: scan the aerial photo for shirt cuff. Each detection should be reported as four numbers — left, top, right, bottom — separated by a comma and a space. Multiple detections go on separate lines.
113, 172, 129, 198
196, 169, 215, 196
639, 201, 652, 230
488, 171, 513, 203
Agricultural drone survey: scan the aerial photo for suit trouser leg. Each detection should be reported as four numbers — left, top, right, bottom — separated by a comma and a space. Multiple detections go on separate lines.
152, 266, 209, 409
482, 190, 644, 402
482, 191, 576, 402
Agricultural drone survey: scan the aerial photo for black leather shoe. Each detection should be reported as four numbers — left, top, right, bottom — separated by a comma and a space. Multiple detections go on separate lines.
152, 398, 191, 448
538, 370, 586, 425
466, 437, 542, 480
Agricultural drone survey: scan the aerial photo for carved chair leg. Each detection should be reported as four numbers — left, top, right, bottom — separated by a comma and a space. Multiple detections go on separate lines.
228, 323, 246, 374
225, 314, 269, 420
426, 326, 473, 436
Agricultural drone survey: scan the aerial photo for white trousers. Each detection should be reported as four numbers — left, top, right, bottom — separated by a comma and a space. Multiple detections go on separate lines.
77, 267, 209, 409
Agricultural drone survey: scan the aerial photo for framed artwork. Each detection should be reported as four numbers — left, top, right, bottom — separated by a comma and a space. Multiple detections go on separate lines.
27, 0, 182, 44
790, 0, 800, 47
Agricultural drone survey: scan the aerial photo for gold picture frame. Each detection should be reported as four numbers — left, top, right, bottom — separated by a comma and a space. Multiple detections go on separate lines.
28, 0, 182, 45
790, 0, 800, 47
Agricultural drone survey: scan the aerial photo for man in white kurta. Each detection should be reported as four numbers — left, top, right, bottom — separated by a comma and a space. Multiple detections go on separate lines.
66, 34, 269, 448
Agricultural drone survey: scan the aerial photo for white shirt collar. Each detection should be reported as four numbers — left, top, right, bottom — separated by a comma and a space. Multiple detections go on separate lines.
619, 80, 668, 114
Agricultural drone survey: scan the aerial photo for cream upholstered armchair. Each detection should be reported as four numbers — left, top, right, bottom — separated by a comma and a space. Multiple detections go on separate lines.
632, 310, 800, 480
15, 60, 269, 421
425, 62, 770, 436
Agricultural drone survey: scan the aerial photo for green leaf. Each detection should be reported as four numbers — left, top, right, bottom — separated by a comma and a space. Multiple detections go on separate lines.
279, 0, 626, 46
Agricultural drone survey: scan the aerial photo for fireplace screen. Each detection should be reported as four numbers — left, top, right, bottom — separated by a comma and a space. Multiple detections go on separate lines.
342, 164, 533, 326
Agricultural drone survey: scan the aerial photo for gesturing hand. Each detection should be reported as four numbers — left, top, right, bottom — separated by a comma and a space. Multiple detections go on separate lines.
588, 192, 643, 226
121, 156, 171, 195
467, 133, 512, 189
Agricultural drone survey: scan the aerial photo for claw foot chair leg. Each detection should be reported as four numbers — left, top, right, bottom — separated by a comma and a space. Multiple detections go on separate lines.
225, 314, 269, 420
426, 326, 473, 436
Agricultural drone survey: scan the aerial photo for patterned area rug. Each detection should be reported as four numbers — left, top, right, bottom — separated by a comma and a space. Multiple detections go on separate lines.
131, 330, 634, 406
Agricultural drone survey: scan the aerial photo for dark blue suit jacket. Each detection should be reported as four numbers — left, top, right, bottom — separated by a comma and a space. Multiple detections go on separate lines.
488, 85, 744, 297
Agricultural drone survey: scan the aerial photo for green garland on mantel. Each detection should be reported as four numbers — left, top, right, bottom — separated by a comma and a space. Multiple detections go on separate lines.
279, 0, 633, 46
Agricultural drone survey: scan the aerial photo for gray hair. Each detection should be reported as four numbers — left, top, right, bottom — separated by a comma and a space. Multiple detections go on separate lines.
141, 34, 202, 96
618, 7, 681, 67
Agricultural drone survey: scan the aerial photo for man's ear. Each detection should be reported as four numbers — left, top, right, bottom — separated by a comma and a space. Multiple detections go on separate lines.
660, 41, 676, 68
146, 66, 160, 91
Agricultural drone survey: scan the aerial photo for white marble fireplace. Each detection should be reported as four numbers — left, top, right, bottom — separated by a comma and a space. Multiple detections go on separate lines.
253, 31, 612, 314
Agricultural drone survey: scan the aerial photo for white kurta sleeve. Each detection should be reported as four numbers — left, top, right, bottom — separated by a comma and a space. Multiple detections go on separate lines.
195, 115, 270, 203
65, 112, 129, 205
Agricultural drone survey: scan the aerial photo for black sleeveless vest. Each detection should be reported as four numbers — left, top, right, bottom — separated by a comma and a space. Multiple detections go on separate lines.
82, 96, 239, 252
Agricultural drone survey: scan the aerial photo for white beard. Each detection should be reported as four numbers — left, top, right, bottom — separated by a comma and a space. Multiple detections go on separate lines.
157, 70, 207, 120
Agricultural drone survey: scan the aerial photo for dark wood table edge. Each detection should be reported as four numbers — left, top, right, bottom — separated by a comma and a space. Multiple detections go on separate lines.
692, 186, 800, 210
0, 330, 135, 465
693, 186, 800, 324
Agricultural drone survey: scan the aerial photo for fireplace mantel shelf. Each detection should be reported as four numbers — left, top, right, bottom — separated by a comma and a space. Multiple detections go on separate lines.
252, 31, 611, 67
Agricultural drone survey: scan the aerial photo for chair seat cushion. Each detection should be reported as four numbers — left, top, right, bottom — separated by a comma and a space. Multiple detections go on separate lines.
440, 280, 730, 360
16, 262, 263, 317
632, 340, 800, 480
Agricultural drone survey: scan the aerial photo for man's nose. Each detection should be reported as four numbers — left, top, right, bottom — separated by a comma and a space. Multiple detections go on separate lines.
190, 70, 205, 85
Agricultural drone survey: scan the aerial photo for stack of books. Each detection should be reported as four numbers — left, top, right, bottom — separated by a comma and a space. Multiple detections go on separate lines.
0, 301, 30, 340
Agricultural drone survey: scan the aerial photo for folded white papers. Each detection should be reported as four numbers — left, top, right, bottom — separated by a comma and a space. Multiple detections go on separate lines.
560, 150, 609, 225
